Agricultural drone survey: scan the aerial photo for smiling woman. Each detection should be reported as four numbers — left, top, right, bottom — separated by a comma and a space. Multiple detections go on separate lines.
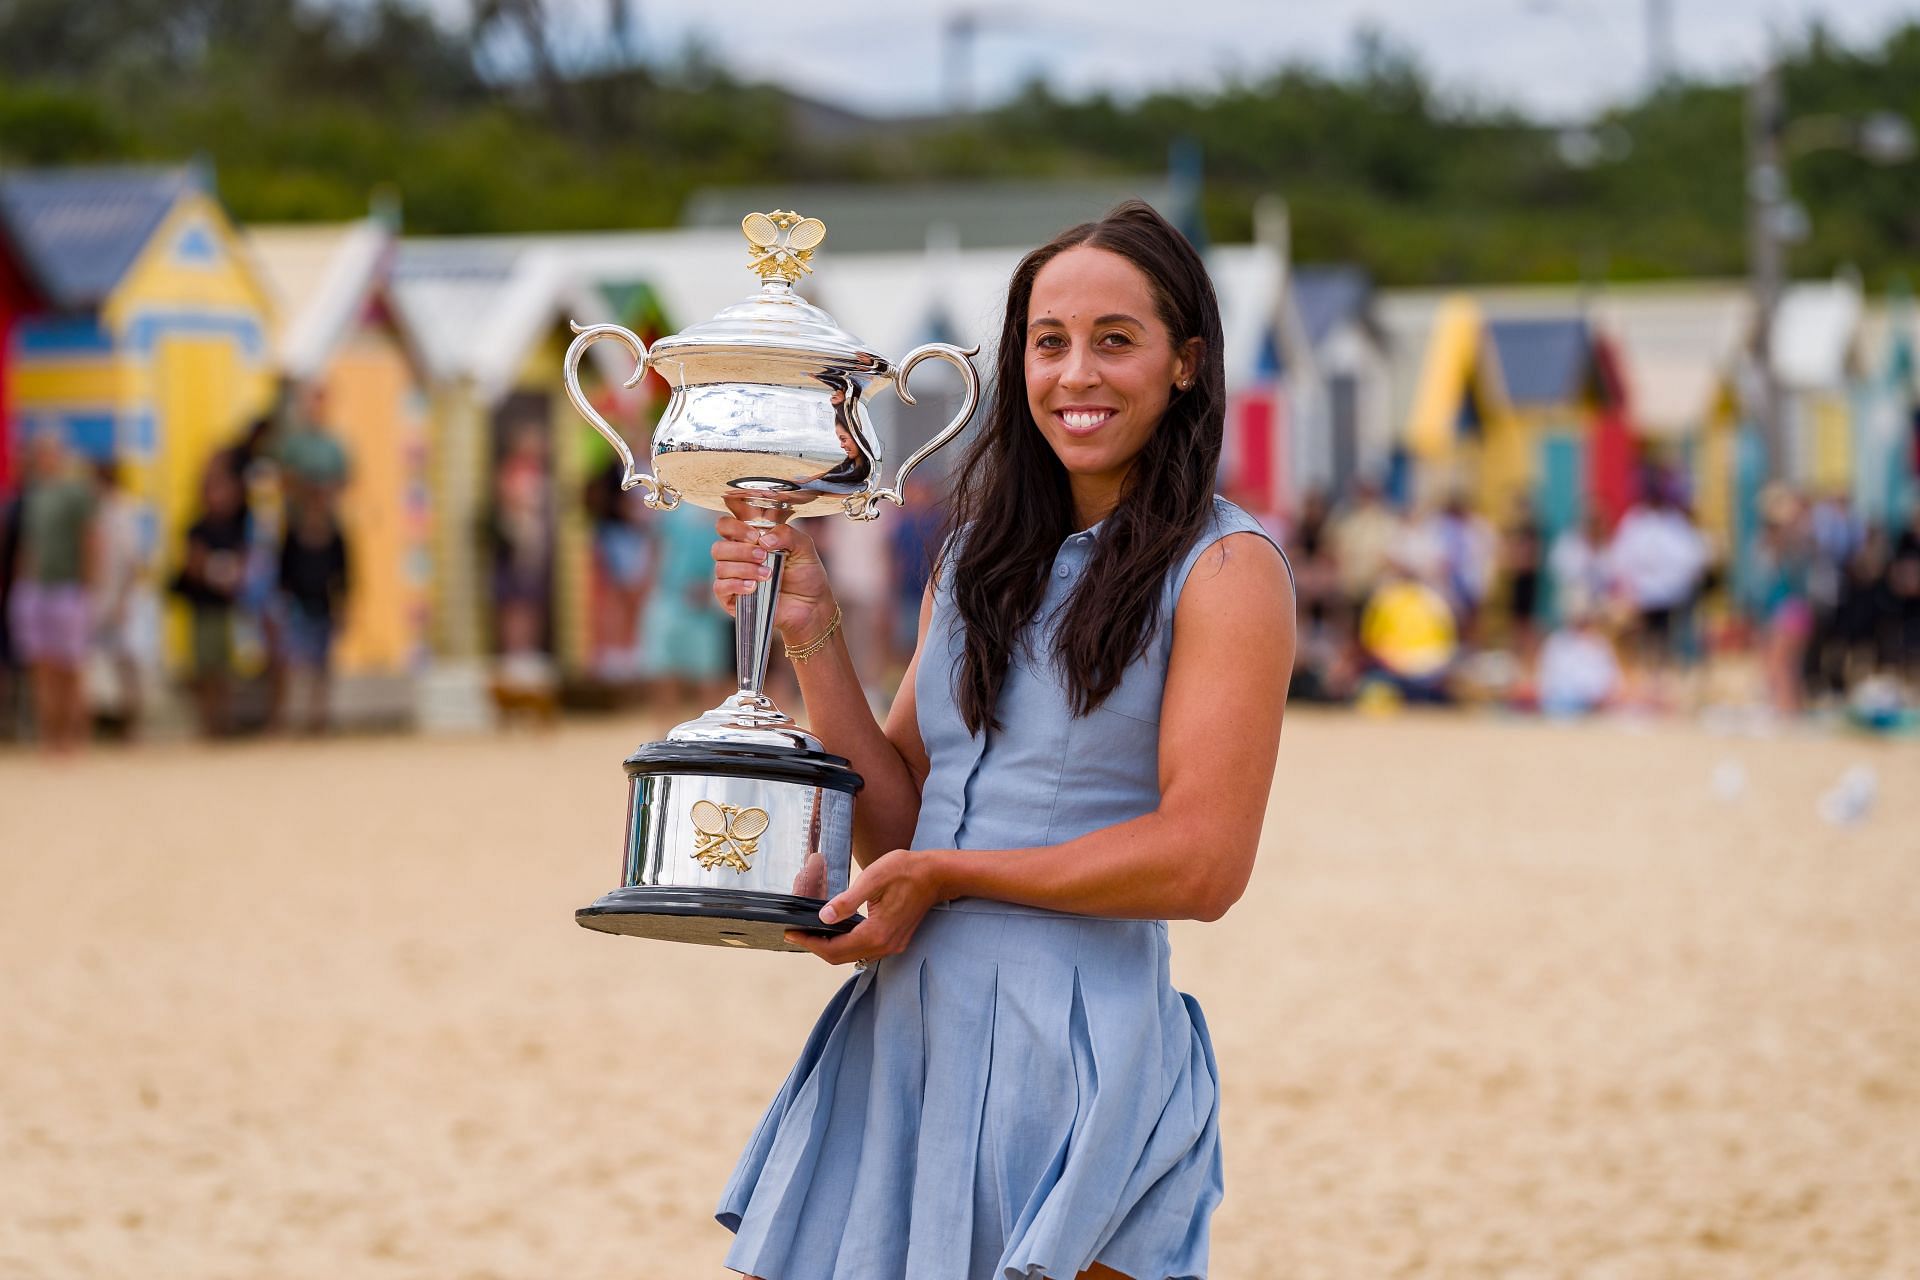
708, 200, 1296, 1280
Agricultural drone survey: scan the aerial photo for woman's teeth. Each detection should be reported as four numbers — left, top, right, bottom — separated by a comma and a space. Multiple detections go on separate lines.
1061, 410, 1112, 430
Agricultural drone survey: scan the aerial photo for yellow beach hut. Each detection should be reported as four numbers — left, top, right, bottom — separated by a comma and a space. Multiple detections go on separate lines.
0, 165, 276, 670
1392, 293, 1519, 514
244, 217, 431, 723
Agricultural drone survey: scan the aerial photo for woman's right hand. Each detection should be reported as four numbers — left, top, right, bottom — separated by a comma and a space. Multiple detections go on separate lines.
712, 513, 837, 646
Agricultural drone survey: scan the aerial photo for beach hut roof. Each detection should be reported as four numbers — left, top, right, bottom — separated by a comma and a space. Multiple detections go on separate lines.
1585, 285, 1751, 437
1486, 316, 1593, 408
244, 219, 395, 382
0, 166, 197, 310
1292, 265, 1376, 349
1770, 279, 1863, 391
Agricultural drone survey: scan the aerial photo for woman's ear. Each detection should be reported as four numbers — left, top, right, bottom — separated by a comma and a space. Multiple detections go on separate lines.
1174, 337, 1203, 392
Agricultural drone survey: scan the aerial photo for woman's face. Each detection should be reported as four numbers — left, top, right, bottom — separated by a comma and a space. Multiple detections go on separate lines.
1024, 246, 1197, 507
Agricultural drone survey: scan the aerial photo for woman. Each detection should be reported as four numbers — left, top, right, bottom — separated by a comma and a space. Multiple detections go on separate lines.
709, 201, 1295, 1280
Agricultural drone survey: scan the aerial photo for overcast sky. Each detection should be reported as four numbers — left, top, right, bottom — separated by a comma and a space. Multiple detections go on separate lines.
428, 0, 1918, 120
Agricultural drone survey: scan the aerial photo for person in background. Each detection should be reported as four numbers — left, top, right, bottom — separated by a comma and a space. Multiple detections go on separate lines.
1329, 477, 1401, 634
584, 458, 655, 684
89, 458, 155, 739
1751, 486, 1814, 715
1428, 492, 1496, 638
886, 472, 944, 667
489, 420, 553, 700
1357, 550, 1459, 704
1888, 503, 1920, 681
1500, 500, 1545, 660
215, 415, 288, 731
1285, 489, 1346, 701
637, 499, 732, 705
278, 486, 350, 734
8, 431, 97, 752
0, 468, 25, 740
817, 507, 892, 694
1547, 509, 1612, 626
1605, 483, 1707, 705
1535, 606, 1622, 717
174, 462, 249, 737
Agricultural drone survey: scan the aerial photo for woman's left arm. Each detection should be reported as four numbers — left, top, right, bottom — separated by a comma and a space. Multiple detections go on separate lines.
790, 531, 1294, 964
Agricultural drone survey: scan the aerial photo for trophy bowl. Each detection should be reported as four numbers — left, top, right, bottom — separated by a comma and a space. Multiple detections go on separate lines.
562, 210, 980, 951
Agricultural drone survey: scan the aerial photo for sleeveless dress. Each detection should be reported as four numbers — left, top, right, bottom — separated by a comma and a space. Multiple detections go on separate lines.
717, 497, 1285, 1280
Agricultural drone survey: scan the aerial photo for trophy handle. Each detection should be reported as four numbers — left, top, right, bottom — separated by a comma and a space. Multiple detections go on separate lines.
846, 342, 981, 520
563, 321, 680, 510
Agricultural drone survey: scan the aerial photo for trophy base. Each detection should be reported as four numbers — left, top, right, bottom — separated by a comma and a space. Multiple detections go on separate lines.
575, 885, 861, 952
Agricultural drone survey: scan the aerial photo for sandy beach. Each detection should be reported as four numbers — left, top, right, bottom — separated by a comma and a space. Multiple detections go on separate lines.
2, 708, 1917, 1279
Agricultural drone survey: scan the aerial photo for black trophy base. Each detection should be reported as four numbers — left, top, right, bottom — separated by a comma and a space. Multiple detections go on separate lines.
575, 886, 860, 952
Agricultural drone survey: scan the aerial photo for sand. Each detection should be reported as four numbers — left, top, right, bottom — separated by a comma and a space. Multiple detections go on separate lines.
1, 709, 1916, 1279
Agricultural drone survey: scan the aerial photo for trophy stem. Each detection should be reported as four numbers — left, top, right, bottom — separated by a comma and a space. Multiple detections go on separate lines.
736, 538, 786, 705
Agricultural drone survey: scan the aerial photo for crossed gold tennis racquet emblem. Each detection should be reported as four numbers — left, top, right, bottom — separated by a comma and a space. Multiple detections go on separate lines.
742, 210, 826, 284
689, 800, 771, 873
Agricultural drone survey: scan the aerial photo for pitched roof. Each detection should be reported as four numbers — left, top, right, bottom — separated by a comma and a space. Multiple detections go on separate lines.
1291, 265, 1375, 348
244, 219, 395, 380
1486, 315, 1593, 407
0, 166, 196, 310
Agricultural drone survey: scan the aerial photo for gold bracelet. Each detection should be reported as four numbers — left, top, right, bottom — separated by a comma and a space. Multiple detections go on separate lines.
783, 606, 843, 663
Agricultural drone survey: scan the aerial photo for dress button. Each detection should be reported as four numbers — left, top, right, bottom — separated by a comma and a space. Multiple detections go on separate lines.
1056, 565, 1070, 579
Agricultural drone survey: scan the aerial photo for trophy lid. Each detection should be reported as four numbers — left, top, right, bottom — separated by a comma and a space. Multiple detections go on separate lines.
647, 211, 889, 374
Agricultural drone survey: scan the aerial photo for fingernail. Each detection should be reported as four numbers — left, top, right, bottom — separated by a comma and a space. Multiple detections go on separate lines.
752, 548, 766, 562
818, 904, 839, 924
759, 534, 778, 547
757, 565, 771, 578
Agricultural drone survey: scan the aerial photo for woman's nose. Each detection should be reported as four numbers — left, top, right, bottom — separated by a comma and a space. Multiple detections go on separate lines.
1059, 345, 1100, 389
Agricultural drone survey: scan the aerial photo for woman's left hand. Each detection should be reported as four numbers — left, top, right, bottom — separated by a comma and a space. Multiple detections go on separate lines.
784, 849, 946, 965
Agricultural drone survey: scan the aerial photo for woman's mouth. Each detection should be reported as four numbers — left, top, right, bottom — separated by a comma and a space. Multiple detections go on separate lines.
1056, 408, 1116, 436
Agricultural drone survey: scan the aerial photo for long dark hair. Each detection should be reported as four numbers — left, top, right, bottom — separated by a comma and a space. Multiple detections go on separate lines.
943, 199, 1225, 733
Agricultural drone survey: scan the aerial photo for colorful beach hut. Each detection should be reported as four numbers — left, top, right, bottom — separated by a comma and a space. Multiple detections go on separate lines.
0, 207, 47, 492
390, 240, 629, 688
1852, 295, 1919, 527
245, 218, 431, 719
1392, 294, 1519, 515
0, 165, 276, 668
1484, 315, 1630, 534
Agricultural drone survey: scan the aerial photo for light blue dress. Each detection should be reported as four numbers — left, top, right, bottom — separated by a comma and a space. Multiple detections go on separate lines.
718, 497, 1284, 1280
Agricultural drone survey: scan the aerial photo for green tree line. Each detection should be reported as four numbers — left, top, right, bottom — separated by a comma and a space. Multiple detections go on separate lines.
0, 0, 1913, 286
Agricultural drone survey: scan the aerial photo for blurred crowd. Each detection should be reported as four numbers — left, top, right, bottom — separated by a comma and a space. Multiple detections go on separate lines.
0, 396, 351, 752
8, 418, 1919, 751
1272, 476, 1920, 727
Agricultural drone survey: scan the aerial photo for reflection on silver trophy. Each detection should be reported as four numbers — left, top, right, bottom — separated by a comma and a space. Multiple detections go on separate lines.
563, 210, 981, 950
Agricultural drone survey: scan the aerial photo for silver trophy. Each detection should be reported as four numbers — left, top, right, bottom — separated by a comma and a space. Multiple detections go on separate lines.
563, 211, 981, 950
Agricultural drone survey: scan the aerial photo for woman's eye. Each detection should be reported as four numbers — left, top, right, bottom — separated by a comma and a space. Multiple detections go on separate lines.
1099, 332, 1132, 348
1033, 333, 1065, 350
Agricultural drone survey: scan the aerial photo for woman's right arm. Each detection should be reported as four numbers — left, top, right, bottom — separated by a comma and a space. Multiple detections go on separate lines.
712, 514, 933, 866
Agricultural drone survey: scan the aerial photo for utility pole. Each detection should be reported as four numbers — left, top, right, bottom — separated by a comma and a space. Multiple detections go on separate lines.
1745, 60, 1788, 481
1645, 0, 1675, 90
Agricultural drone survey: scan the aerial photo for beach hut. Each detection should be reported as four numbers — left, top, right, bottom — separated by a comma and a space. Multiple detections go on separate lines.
1851, 295, 1919, 529
244, 218, 431, 720
1483, 315, 1629, 534
0, 165, 276, 667
390, 239, 641, 694
1210, 241, 1302, 518
1772, 278, 1865, 496
1292, 265, 1391, 501
1385, 293, 1518, 515
0, 207, 47, 492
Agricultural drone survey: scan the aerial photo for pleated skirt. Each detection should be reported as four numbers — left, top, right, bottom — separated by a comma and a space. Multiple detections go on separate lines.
716, 899, 1223, 1280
